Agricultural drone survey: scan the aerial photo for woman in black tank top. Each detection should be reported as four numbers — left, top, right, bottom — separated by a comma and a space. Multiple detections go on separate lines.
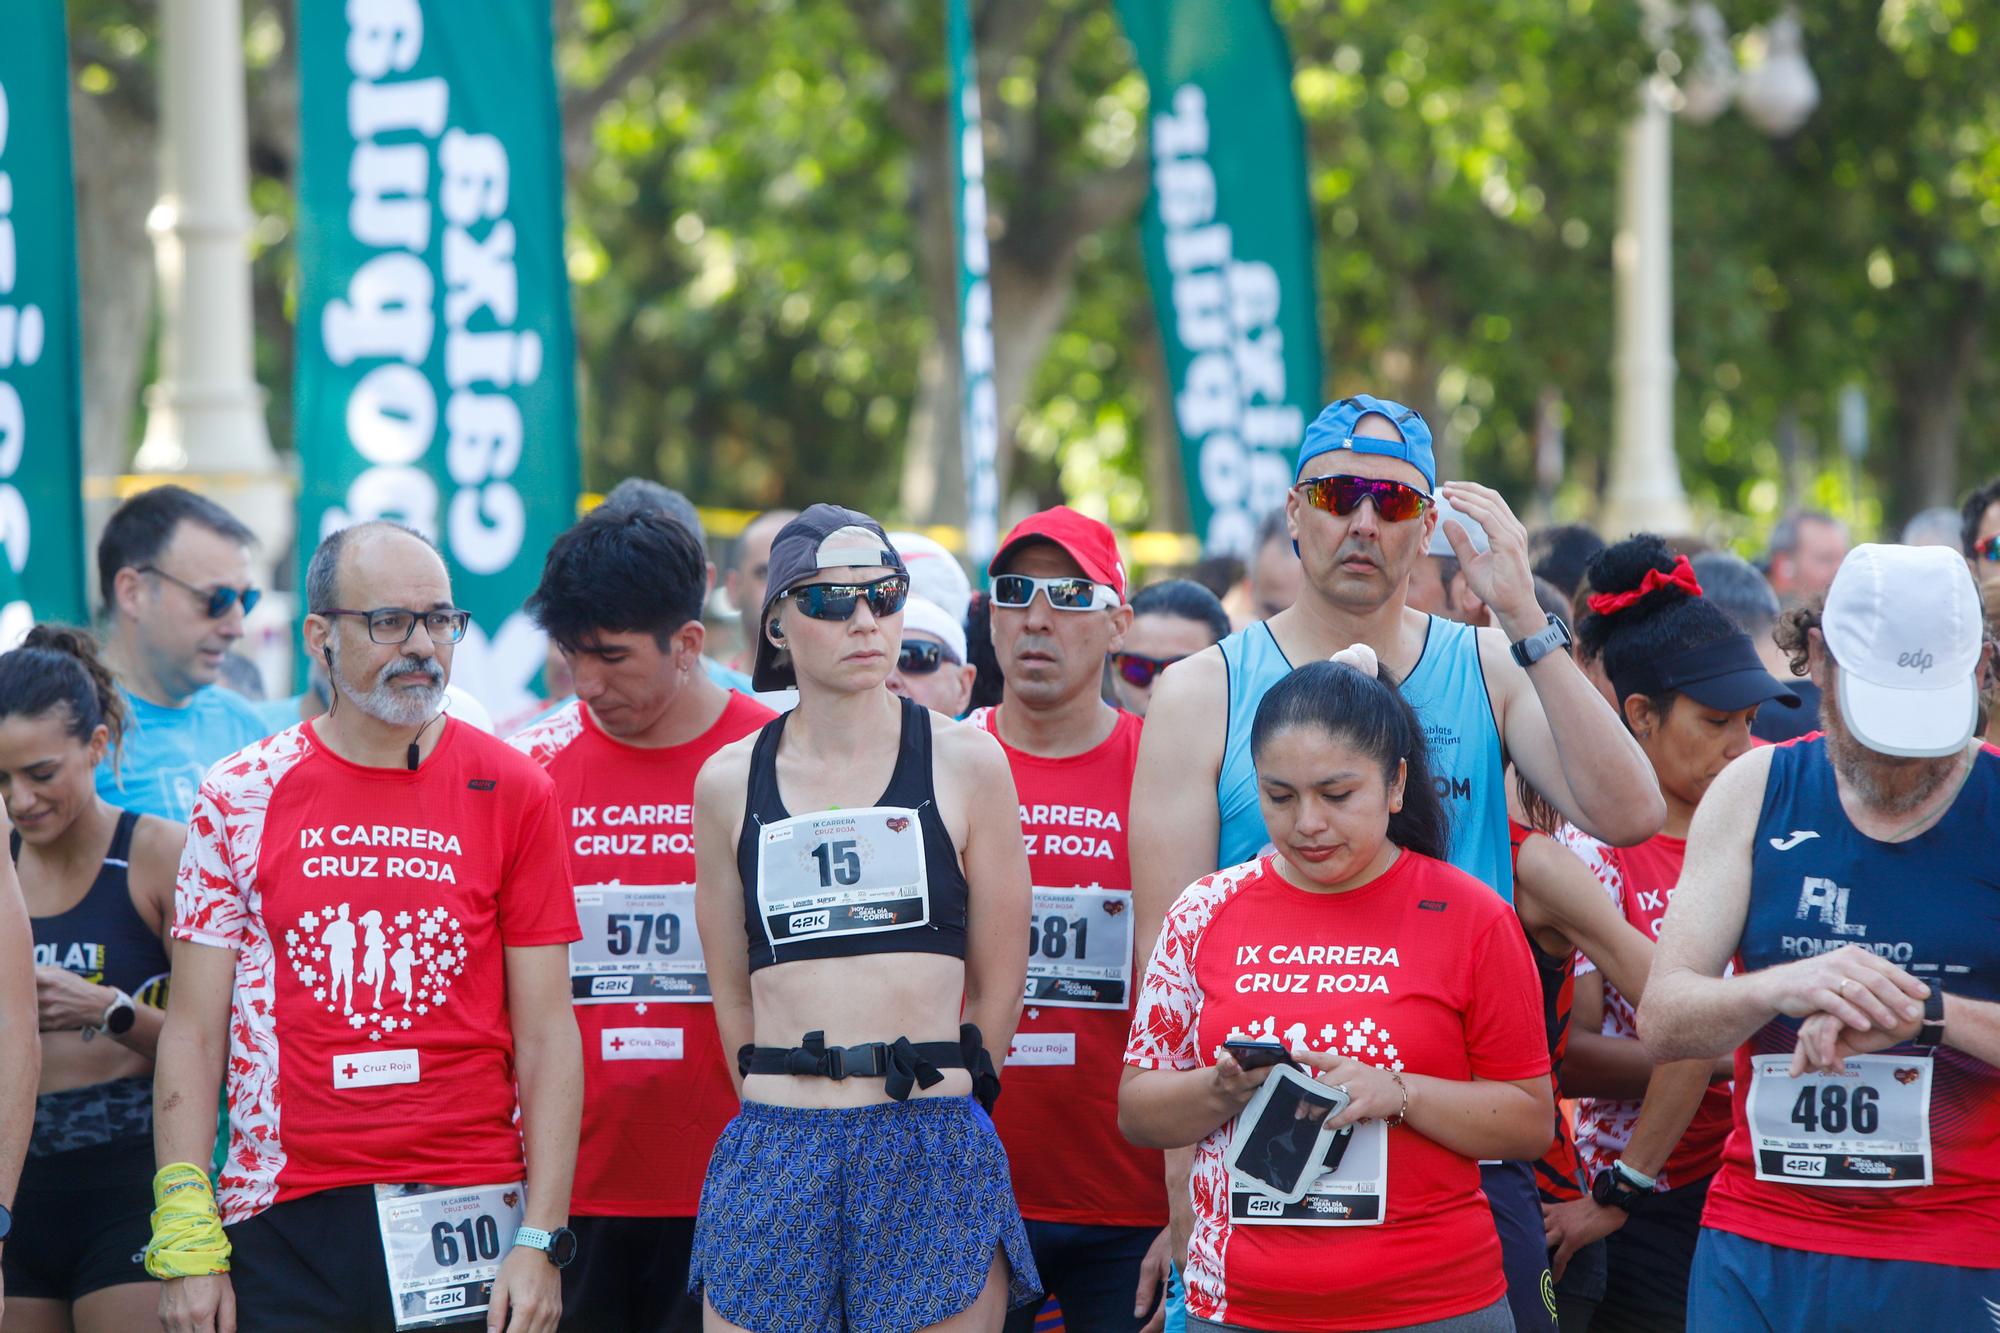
689, 506, 1039, 1331
0, 625, 185, 1329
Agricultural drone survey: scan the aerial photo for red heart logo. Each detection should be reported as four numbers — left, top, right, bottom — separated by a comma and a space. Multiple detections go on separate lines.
885, 816, 911, 833
1894, 1067, 1920, 1085
1102, 899, 1127, 916
503, 1190, 520, 1208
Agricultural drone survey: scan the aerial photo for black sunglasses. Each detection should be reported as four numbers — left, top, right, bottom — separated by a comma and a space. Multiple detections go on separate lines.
1111, 651, 1186, 688
139, 566, 262, 620
781, 574, 910, 622
897, 640, 958, 675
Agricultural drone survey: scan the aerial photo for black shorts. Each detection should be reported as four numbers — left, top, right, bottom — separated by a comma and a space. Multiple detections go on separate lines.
1, 1134, 155, 1302
226, 1185, 490, 1333
559, 1215, 700, 1333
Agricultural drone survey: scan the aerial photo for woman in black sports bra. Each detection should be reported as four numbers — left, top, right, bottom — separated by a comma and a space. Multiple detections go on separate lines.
691, 505, 1039, 1333
0, 625, 185, 1332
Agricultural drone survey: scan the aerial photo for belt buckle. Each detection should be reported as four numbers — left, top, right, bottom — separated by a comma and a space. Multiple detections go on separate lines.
820, 1045, 849, 1081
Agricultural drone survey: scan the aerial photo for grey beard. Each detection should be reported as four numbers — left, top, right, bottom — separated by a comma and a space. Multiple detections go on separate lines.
1820, 690, 1958, 818
331, 644, 445, 727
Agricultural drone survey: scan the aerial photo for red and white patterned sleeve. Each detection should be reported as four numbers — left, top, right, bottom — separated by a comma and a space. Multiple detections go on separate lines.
1125, 898, 1205, 1071
172, 780, 249, 951
1555, 824, 1624, 980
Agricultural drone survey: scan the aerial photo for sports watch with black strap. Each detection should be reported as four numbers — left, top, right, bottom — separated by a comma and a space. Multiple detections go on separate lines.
1590, 1158, 1657, 1212
1915, 981, 1947, 1050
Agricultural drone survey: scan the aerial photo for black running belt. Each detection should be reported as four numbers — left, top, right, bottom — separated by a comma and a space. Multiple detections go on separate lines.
739, 1023, 1002, 1110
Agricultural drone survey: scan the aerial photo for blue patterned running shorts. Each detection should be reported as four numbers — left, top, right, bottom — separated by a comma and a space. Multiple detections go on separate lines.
690, 1095, 1042, 1332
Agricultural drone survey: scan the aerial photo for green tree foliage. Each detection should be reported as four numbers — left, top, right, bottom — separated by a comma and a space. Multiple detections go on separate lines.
64, 1, 2000, 541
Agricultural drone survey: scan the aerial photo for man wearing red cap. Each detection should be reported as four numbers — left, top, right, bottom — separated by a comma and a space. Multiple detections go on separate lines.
975, 508, 1172, 1333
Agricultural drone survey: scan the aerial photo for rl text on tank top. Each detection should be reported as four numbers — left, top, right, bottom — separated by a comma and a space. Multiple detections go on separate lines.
18, 809, 169, 1006
1703, 736, 2000, 1268
736, 695, 969, 971
1216, 616, 1513, 898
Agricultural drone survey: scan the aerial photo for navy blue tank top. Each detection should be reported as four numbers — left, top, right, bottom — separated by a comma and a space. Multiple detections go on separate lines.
736, 696, 969, 971
1745, 738, 2000, 1003
17, 809, 169, 1005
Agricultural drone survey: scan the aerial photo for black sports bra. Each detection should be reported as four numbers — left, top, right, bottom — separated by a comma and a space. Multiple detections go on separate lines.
17, 809, 170, 1006
735, 696, 969, 972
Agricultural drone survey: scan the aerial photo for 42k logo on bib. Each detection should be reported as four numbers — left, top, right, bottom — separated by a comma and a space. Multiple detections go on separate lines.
286, 902, 465, 1042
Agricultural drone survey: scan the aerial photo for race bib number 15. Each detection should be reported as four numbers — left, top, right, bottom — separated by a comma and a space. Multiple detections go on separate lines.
756, 806, 929, 950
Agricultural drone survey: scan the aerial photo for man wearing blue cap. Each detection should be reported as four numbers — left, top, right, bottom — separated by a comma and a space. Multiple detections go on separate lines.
1131, 395, 1664, 1333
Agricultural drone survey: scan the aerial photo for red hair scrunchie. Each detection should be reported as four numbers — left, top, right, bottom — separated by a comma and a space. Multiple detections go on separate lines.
1585, 553, 1703, 617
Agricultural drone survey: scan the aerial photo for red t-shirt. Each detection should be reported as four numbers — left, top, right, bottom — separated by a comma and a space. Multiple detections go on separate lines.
971, 706, 1165, 1229
1125, 852, 1548, 1332
508, 693, 775, 1216
173, 720, 581, 1225
1563, 828, 1733, 1188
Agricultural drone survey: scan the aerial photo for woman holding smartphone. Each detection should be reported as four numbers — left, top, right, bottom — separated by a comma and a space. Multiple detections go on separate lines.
1120, 654, 1551, 1333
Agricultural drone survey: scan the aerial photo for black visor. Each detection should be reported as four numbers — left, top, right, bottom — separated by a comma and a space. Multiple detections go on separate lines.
1621, 634, 1802, 713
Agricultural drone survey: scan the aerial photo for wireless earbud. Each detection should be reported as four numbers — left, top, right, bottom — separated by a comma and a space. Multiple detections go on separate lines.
768, 622, 786, 643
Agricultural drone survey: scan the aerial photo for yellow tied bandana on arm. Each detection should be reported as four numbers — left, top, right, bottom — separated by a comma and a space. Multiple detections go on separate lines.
143, 1161, 232, 1278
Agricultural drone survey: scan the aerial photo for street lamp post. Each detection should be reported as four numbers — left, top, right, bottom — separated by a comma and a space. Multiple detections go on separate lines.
1600, 4, 1817, 539
134, 0, 292, 573
135, 0, 295, 691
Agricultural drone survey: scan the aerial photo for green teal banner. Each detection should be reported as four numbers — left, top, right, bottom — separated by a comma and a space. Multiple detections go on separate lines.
0, 4, 90, 637
947, 0, 1000, 570
1114, 0, 1322, 555
295, 0, 577, 720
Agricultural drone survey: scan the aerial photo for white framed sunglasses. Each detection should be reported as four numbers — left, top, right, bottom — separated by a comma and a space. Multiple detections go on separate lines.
990, 573, 1121, 612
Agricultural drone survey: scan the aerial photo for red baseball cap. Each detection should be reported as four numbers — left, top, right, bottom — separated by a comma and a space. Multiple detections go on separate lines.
989, 506, 1126, 600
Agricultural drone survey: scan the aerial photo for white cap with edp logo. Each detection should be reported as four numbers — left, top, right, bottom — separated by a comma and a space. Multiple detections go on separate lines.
1822, 543, 1984, 758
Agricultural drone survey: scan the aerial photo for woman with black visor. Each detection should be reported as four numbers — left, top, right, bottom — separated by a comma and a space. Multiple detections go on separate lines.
691, 504, 1039, 1333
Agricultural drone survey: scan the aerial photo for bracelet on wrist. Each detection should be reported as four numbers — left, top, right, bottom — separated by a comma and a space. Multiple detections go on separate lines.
1384, 1071, 1409, 1127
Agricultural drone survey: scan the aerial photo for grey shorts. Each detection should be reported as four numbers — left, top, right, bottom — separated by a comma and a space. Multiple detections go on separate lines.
689, 1096, 1041, 1333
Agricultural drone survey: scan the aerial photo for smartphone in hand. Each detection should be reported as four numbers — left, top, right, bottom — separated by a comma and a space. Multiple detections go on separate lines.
1222, 1039, 1301, 1071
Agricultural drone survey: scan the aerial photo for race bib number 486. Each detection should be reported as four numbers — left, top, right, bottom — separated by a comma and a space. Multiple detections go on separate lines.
1745, 1054, 1932, 1188
755, 806, 929, 950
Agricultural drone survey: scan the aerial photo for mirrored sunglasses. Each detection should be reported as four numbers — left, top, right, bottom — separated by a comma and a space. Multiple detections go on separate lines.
1293, 475, 1431, 524
990, 573, 1120, 612
1111, 652, 1185, 687
783, 574, 910, 622
897, 640, 957, 675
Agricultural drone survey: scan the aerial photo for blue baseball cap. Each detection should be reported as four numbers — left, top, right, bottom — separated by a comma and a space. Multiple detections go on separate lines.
1295, 395, 1437, 491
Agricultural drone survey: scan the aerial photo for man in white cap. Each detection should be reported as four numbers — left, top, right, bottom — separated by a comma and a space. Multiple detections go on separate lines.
887, 595, 977, 718
1641, 543, 2000, 1329
1405, 489, 1491, 626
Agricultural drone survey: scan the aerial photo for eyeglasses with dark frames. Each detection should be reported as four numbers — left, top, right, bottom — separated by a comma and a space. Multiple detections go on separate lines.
317, 607, 472, 645
138, 566, 262, 620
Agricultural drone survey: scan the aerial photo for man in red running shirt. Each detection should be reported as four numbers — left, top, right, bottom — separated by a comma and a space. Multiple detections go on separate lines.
152, 522, 583, 1333
975, 508, 1172, 1332
510, 506, 775, 1332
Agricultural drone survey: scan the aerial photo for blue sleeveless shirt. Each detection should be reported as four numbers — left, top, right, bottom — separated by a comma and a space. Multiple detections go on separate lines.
1215, 616, 1513, 900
